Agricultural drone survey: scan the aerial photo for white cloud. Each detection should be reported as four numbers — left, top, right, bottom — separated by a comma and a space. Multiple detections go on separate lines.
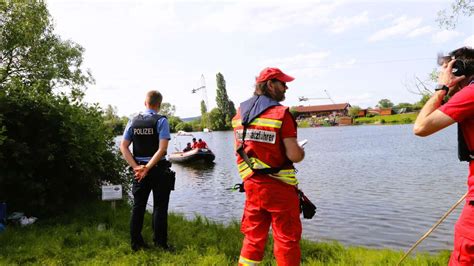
260, 52, 331, 78
329, 11, 369, 33
463, 34, 474, 47
259, 52, 358, 78
333, 59, 357, 69
432, 30, 463, 44
261, 52, 330, 68
407, 26, 433, 38
368, 16, 423, 42
345, 93, 374, 108
192, 2, 341, 33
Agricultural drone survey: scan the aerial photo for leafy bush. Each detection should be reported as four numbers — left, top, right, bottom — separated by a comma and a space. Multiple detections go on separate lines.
0, 88, 128, 215
175, 121, 193, 132
297, 120, 310, 128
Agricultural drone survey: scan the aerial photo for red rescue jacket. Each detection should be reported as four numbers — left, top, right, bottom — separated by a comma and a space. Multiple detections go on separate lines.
232, 96, 297, 186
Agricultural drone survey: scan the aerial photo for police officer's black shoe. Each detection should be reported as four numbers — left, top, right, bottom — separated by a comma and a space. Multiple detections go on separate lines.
131, 242, 150, 252
155, 243, 175, 252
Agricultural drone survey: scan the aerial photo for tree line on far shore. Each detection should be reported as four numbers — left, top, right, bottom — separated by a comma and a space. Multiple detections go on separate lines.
103, 72, 237, 135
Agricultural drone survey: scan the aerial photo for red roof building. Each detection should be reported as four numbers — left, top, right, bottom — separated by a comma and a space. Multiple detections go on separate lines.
293, 103, 351, 119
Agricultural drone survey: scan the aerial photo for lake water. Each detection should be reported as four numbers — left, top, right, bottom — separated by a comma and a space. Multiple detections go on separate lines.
117, 124, 469, 252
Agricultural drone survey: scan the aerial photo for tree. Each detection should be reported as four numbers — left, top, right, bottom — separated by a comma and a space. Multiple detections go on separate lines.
348, 105, 361, 118
103, 104, 127, 135
200, 100, 207, 114
200, 100, 209, 130
437, 0, 473, 29
159, 102, 176, 117
167, 116, 183, 133
0, 1, 93, 98
215, 73, 236, 129
377, 99, 394, 108
0, 1, 126, 215
414, 93, 431, 110
208, 108, 226, 131
175, 121, 193, 132
289, 107, 300, 120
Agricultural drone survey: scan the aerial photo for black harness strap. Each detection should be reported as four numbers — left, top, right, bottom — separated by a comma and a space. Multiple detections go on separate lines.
458, 123, 473, 162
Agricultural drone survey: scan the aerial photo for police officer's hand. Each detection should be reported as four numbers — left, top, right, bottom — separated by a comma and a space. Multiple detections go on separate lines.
133, 165, 149, 182
438, 59, 465, 92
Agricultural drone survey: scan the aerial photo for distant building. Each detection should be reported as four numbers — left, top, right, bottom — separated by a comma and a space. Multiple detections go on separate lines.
366, 108, 393, 116
379, 108, 393, 116
293, 103, 351, 119
338, 116, 353, 125
358, 109, 367, 117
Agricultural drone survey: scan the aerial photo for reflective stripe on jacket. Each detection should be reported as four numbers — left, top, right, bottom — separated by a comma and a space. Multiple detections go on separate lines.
232, 97, 297, 186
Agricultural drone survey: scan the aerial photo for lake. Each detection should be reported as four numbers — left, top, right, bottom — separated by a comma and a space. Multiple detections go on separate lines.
118, 124, 468, 252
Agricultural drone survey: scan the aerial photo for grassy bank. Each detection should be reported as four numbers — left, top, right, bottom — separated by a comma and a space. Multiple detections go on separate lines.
354, 113, 418, 125
0, 201, 450, 265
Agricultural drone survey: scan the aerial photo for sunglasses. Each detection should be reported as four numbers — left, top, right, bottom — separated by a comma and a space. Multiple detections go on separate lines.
271, 79, 287, 88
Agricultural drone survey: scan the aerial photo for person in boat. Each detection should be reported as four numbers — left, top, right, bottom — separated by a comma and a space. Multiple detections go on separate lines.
413, 46, 474, 265
183, 142, 192, 152
120, 90, 174, 252
191, 138, 198, 149
196, 138, 208, 149
232, 67, 305, 265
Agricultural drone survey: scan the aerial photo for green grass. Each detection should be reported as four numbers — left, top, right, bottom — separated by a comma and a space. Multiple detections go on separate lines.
0, 201, 450, 265
355, 113, 418, 125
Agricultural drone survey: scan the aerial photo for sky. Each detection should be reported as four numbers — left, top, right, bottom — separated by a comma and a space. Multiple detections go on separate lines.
46, 0, 474, 118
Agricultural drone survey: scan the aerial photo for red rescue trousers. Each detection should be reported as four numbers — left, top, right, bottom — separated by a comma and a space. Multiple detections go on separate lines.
449, 202, 474, 266
238, 175, 302, 266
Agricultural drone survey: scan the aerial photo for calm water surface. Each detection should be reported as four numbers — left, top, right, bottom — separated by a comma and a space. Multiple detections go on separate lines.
119, 124, 468, 252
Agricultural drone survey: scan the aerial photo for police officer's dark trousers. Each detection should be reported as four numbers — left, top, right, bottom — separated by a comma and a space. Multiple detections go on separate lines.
130, 161, 171, 249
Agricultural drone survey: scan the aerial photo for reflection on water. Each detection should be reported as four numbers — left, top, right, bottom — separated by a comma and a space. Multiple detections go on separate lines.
117, 124, 468, 252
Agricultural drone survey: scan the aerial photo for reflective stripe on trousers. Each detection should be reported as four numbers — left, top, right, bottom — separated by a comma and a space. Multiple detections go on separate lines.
237, 160, 298, 186
238, 256, 261, 265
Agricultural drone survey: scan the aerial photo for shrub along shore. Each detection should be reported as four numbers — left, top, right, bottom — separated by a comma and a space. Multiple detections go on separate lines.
0, 201, 450, 265
354, 113, 418, 125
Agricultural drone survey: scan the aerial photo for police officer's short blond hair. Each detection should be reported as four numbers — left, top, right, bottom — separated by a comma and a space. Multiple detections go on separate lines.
146, 90, 163, 106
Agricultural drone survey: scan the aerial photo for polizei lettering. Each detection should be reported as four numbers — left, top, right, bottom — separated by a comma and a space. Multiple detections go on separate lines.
236, 129, 276, 144
133, 128, 154, 135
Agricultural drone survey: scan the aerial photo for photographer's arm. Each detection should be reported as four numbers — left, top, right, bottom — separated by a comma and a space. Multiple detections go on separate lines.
413, 59, 464, 137
413, 92, 455, 136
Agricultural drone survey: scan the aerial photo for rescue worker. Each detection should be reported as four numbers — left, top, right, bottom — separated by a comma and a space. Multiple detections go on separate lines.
413, 46, 474, 265
191, 138, 198, 149
232, 67, 305, 265
197, 138, 208, 149
183, 142, 192, 152
120, 90, 174, 252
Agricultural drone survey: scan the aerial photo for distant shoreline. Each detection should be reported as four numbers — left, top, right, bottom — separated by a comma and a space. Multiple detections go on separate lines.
297, 113, 418, 127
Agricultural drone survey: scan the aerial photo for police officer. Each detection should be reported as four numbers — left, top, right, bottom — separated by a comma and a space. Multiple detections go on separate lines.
120, 90, 173, 251
232, 67, 305, 265
414, 47, 474, 265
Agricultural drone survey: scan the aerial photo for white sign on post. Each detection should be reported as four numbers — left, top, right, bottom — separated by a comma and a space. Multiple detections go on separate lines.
101, 185, 123, 201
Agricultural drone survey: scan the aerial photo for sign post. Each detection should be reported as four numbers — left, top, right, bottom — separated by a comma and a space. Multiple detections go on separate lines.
101, 185, 123, 210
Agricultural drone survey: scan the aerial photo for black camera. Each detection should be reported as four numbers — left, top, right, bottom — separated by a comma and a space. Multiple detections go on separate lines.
437, 52, 474, 77
452, 59, 467, 76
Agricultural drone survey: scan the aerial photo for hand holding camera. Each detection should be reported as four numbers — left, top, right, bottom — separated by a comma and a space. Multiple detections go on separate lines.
437, 59, 466, 94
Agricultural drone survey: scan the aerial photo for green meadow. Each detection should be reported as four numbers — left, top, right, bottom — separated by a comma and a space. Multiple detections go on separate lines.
0, 201, 450, 265
354, 113, 418, 125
